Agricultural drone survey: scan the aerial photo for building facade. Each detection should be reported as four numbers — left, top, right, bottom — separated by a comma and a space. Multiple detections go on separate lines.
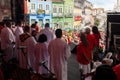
28, 0, 52, 28
73, 0, 85, 29
52, 0, 74, 29
52, 0, 64, 29
0, 0, 25, 22
114, 0, 120, 12
64, 0, 74, 29
0, 0, 11, 21
82, 0, 94, 26
92, 8, 104, 16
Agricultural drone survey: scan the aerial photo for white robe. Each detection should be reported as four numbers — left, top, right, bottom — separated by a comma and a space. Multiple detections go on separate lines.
34, 42, 50, 74
15, 26, 24, 38
48, 38, 71, 80
14, 26, 24, 58
18, 34, 37, 69
1, 27, 15, 61
37, 27, 55, 44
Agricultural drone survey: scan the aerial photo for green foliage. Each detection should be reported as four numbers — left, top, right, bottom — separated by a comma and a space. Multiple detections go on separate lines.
94, 18, 100, 26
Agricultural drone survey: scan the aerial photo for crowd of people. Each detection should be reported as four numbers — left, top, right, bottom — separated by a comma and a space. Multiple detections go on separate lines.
0, 20, 119, 80
0, 20, 71, 80
76, 25, 120, 80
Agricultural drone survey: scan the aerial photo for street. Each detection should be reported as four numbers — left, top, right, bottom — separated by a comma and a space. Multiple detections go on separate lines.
68, 53, 81, 80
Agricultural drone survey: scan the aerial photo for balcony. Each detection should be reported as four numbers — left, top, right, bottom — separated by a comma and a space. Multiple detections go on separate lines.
30, 9, 36, 14
45, 10, 50, 15
37, 9, 45, 14
58, 13, 63, 17
53, 13, 64, 17
65, 13, 73, 18
53, 13, 58, 17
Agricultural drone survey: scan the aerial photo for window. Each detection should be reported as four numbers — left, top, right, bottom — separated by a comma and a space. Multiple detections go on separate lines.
46, 5, 49, 10
38, 19, 43, 27
39, 4, 43, 9
58, 6, 62, 13
31, 3, 35, 9
68, 7, 71, 13
45, 19, 50, 23
66, 6, 69, 13
31, 19, 36, 24
58, 22, 62, 28
64, 22, 68, 28
53, 5, 57, 13
70, 7, 73, 13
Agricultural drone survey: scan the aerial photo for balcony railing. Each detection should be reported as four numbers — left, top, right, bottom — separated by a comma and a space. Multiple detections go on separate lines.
65, 13, 73, 18
53, 13, 58, 17
53, 13, 64, 17
45, 10, 50, 15
58, 13, 63, 17
37, 9, 45, 14
30, 9, 36, 14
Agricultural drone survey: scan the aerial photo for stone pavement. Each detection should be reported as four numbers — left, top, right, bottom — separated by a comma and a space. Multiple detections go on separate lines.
67, 53, 81, 80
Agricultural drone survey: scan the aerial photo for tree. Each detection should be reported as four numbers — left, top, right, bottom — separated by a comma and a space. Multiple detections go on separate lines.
94, 18, 100, 26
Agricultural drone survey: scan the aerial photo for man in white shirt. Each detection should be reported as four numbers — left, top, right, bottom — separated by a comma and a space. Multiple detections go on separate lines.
37, 23, 54, 44
15, 21, 24, 39
48, 29, 71, 80
1, 21, 16, 62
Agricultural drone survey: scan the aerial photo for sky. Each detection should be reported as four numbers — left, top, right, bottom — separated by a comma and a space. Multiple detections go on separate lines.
87, 0, 117, 10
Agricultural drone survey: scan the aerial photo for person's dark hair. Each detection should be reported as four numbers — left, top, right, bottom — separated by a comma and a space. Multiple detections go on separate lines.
35, 21, 38, 24
45, 23, 49, 27
85, 27, 91, 34
93, 64, 117, 80
5, 21, 11, 28
31, 23, 36, 28
16, 20, 22, 26
92, 26, 99, 34
80, 32, 88, 47
38, 34, 47, 43
55, 29, 62, 38
23, 25, 30, 33
0, 22, 4, 27
31, 30, 37, 36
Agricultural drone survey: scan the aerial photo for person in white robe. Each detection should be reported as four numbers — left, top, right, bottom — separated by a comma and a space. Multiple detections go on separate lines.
15, 21, 24, 39
18, 25, 37, 69
37, 23, 54, 44
48, 29, 71, 80
14, 21, 24, 58
34, 34, 49, 74
1, 21, 16, 62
